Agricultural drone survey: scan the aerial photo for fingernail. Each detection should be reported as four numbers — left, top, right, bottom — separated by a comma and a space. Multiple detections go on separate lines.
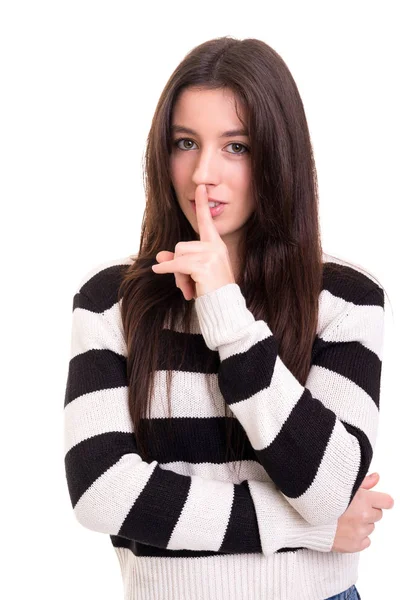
369, 472, 378, 477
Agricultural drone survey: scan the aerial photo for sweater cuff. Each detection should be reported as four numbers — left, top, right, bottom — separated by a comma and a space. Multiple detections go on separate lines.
285, 519, 338, 553
195, 283, 259, 351
248, 481, 338, 556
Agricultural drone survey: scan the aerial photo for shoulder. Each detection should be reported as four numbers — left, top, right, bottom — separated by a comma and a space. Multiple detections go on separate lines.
75, 253, 136, 312
318, 252, 385, 336
322, 251, 385, 306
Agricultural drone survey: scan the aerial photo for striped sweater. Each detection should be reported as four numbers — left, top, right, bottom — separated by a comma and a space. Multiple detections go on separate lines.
63, 251, 385, 600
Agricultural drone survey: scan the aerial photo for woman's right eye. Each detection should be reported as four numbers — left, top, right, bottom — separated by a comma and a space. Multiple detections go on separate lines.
174, 138, 197, 150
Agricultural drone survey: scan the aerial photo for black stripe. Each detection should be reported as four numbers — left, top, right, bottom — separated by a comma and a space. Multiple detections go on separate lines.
158, 328, 219, 372
220, 481, 262, 553
312, 337, 382, 408
64, 348, 127, 407
65, 418, 267, 505
110, 536, 232, 557
79, 263, 131, 313
118, 465, 191, 547
217, 336, 278, 406
139, 417, 258, 464
322, 263, 383, 304
75, 259, 383, 318
110, 480, 304, 557
254, 391, 336, 498
109, 535, 301, 557
72, 290, 99, 312
65, 431, 138, 508
344, 422, 373, 505
360, 285, 384, 308
218, 310, 382, 410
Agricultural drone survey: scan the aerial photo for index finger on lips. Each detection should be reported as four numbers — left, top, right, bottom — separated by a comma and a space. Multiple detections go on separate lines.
195, 184, 223, 244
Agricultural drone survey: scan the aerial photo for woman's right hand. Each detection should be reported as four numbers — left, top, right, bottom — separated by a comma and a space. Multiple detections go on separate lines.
332, 472, 395, 553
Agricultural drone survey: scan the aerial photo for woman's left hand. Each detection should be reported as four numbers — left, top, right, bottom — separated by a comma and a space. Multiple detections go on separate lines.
151, 184, 236, 300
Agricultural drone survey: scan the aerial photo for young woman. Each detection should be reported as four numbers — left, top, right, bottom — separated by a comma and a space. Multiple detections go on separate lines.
64, 36, 394, 600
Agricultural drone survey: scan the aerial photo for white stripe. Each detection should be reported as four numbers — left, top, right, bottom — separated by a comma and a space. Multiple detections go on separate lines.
307, 365, 379, 447
104, 300, 127, 342
324, 302, 384, 359
159, 459, 271, 484
228, 359, 304, 450
317, 288, 360, 332
74, 454, 157, 534
167, 475, 234, 551
70, 307, 126, 358
64, 386, 132, 454
149, 370, 229, 418
213, 291, 383, 363
283, 419, 361, 526
62, 360, 378, 452
229, 361, 379, 452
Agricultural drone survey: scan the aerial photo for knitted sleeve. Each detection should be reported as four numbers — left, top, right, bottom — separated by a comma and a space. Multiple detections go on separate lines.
194, 282, 385, 527
64, 288, 338, 556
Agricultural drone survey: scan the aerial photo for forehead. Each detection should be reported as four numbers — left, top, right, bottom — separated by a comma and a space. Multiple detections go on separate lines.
172, 87, 246, 127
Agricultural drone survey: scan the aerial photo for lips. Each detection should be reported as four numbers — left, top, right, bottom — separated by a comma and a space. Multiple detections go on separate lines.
190, 199, 226, 204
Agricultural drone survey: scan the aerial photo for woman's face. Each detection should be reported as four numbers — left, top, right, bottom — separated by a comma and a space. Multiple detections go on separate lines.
169, 87, 254, 252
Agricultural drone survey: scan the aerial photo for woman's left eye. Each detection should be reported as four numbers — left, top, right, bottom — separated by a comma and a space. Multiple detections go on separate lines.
227, 142, 249, 154
173, 138, 249, 155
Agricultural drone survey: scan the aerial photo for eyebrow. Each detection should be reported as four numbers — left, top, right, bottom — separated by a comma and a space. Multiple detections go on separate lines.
171, 125, 249, 138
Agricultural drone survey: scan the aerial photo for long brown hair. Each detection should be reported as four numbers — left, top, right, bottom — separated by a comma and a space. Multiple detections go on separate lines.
116, 36, 371, 466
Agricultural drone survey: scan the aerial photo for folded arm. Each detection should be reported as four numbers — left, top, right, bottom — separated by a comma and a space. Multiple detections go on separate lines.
194, 281, 385, 526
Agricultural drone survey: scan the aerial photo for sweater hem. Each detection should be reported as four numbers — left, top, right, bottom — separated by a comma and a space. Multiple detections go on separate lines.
113, 546, 360, 600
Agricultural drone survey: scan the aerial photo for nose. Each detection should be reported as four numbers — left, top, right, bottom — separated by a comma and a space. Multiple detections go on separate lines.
191, 147, 221, 188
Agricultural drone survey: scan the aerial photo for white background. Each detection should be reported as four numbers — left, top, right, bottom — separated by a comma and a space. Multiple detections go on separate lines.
1, 1, 398, 598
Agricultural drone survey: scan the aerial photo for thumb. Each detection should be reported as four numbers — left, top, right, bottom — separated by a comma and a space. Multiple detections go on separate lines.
360, 472, 380, 489
155, 251, 175, 263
